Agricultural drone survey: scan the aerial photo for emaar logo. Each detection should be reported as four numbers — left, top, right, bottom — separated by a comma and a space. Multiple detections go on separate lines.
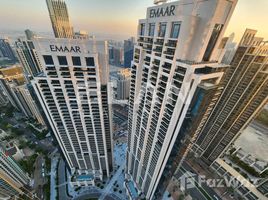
149, 5, 176, 18
50, 45, 81, 53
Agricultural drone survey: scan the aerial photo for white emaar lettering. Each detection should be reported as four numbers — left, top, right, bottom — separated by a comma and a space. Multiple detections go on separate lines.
149, 5, 176, 18
50, 45, 81, 53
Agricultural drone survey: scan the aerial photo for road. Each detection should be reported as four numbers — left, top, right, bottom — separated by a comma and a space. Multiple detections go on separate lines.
58, 158, 72, 200
33, 155, 46, 199
174, 162, 222, 200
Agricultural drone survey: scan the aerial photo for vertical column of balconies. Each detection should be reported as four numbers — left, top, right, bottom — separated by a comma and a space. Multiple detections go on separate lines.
200, 44, 268, 164
126, 47, 139, 175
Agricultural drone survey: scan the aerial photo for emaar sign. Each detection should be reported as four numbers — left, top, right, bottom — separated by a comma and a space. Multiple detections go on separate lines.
149, 5, 176, 18
50, 45, 81, 53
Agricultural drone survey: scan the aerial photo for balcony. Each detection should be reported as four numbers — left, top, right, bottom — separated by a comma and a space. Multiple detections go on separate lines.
165, 40, 177, 48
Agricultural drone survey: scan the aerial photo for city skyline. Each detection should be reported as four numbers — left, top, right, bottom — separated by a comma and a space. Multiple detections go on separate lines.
0, 0, 268, 41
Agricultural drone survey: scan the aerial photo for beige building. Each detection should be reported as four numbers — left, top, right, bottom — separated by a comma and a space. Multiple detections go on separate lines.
0, 65, 45, 125
31, 38, 113, 184
117, 69, 131, 100
0, 146, 30, 199
46, 0, 74, 38
193, 29, 268, 165
125, 0, 237, 199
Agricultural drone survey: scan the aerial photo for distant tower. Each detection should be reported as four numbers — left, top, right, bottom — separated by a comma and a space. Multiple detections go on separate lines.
46, 0, 74, 38
0, 146, 30, 199
124, 38, 135, 68
0, 39, 17, 62
24, 29, 36, 40
15, 38, 42, 79
117, 69, 131, 100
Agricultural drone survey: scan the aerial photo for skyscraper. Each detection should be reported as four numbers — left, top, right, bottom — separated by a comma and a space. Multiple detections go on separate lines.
24, 29, 37, 40
31, 38, 113, 184
15, 39, 42, 79
193, 29, 268, 165
221, 33, 237, 64
0, 88, 8, 106
0, 39, 17, 62
0, 65, 45, 125
46, 0, 74, 38
0, 146, 30, 199
113, 47, 124, 66
125, 0, 237, 199
0, 65, 26, 109
117, 69, 131, 100
124, 38, 135, 68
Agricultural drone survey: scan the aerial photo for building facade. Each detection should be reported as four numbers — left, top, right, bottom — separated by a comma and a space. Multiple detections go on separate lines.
117, 69, 131, 100
211, 158, 266, 200
0, 65, 45, 125
31, 38, 113, 183
46, 0, 74, 38
24, 29, 37, 41
124, 38, 135, 68
126, 0, 237, 199
15, 38, 42, 79
193, 29, 268, 165
257, 178, 268, 198
113, 47, 124, 67
0, 39, 17, 62
0, 146, 30, 199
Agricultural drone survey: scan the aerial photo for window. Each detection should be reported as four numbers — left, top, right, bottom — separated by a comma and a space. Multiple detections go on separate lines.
170, 22, 181, 38
43, 55, 54, 65
58, 56, 68, 65
72, 56, 81, 66
203, 24, 223, 61
158, 23, 167, 37
149, 23, 155, 37
140, 23, 145, 36
85, 57, 95, 66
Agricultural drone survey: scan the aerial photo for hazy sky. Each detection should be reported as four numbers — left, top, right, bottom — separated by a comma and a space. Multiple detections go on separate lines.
0, 0, 267, 41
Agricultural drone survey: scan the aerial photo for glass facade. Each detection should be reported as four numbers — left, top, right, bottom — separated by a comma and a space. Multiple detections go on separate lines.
149, 23, 155, 37
158, 23, 167, 37
170, 22, 181, 38
140, 23, 145, 36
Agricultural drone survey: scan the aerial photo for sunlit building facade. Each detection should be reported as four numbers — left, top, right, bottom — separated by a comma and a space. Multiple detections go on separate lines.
46, 0, 74, 38
0, 146, 30, 199
32, 38, 113, 183
125, 0, 237, 199
117, 69, 131, 100
193, 29, 268, 165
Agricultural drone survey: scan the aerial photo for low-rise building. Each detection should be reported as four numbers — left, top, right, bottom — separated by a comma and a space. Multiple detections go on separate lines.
211, 158, 267, 200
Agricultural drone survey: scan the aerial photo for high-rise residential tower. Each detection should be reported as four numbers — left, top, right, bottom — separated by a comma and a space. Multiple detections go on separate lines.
31, 38, 113, 184
0, 39, 17, 62
46, 0, 74, 38
125, 0, 237, 199
0, 66, 46, 125
15, 38, 42, 79
193, 29, 268, 165
117, 69, 131, 100
0, 146, 30, 199
124, 38, 135, 68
